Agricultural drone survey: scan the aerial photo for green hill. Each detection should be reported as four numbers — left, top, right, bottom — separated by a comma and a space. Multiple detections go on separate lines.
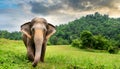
50, 12, 120, 45
0, 39, 120, 69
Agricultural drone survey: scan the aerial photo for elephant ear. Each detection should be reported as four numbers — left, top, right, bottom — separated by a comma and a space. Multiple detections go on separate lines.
21, 22, 32, 39
46, 23, 56, 39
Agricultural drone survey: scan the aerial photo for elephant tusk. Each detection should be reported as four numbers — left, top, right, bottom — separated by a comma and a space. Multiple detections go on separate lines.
21, 30, 32, 39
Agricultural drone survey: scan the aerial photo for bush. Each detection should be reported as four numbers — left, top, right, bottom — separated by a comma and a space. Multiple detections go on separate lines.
71, 31, 119, 53
108, 47, 119, 54
94, 35, 110, 50
108, 40, 119, 54
116, 41, 120, 48
71, 39, 81, 48
50, 36, 69, 45
80, 31, 95, 48
56, 38, 69, 45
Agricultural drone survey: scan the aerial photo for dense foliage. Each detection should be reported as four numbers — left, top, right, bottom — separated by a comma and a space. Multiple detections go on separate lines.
0, 30, 21, 40
71, 30, 119, 54
50, 12, 120, 45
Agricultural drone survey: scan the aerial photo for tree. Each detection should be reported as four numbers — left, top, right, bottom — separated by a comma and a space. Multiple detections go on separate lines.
9, 31, 22, 40
80, 31, 95, 48
0, 30, 10, 38
94, 35, 109, 50
0, 30, 22, 40
71, 39, 82, 48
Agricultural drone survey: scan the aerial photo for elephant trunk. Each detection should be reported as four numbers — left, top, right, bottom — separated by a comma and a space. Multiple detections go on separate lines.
32, 29, 43, 67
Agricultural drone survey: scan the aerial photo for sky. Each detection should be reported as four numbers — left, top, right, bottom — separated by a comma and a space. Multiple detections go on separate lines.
0, 0, 120, 32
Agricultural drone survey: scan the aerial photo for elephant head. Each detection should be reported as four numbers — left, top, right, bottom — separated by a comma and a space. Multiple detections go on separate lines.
21, 17, 56, 67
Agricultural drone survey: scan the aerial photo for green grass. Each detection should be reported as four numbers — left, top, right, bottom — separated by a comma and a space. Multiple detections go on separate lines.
0, 39, 120, 69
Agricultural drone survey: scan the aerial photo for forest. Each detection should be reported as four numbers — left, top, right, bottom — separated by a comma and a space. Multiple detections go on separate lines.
50, 12, 120, 45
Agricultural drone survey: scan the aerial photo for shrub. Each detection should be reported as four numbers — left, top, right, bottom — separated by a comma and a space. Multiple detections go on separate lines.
108, 40, 119, 54
50, 36, 69, 45
116, 41, 120, 48
71, 31, 119, 53
108, 47, 119, 54
56, 38, 69, 45
94, 35, 110, 50
71, 39, 81, 48
80, 31, 95, 48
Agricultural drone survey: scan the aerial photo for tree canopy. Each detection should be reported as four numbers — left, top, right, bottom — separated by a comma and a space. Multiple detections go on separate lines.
50, 12, 120, 45
0, 30, 21, 40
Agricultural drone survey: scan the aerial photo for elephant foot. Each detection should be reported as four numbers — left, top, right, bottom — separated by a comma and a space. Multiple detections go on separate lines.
32, 62, 37, 67
27, 52, 34, 62
32, 60, 39, 67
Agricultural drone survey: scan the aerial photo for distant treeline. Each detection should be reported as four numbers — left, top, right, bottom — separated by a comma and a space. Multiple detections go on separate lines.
0, 30, 22, 40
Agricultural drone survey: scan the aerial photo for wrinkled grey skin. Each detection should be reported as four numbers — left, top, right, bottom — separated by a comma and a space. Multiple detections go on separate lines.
21, 17, 56, 67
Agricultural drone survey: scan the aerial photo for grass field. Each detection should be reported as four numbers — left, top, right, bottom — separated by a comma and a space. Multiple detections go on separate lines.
0, 39, 120, 69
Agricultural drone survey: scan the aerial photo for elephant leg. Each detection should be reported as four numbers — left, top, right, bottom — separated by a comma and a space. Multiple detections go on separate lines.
27, 47, 34, 61
40, 39, 47, 62
27, 39, 35, 61
22, 34, 34, 61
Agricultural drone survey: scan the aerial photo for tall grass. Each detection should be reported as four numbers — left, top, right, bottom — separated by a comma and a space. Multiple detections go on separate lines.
0, 39, 120, 69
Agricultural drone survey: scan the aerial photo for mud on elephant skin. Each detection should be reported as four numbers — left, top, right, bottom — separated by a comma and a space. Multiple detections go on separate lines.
21, 17, 56, 67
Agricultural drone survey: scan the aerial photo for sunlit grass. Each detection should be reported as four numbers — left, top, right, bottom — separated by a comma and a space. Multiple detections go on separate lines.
0, 39, 120, 69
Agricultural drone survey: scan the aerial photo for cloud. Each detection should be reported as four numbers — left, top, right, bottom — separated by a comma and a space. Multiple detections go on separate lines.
0, 0, 120, 32
26, 0, 120, 18
28, 0, 119, 14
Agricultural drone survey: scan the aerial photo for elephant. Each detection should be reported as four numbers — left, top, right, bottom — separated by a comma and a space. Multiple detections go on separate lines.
20, 17, 56, 67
